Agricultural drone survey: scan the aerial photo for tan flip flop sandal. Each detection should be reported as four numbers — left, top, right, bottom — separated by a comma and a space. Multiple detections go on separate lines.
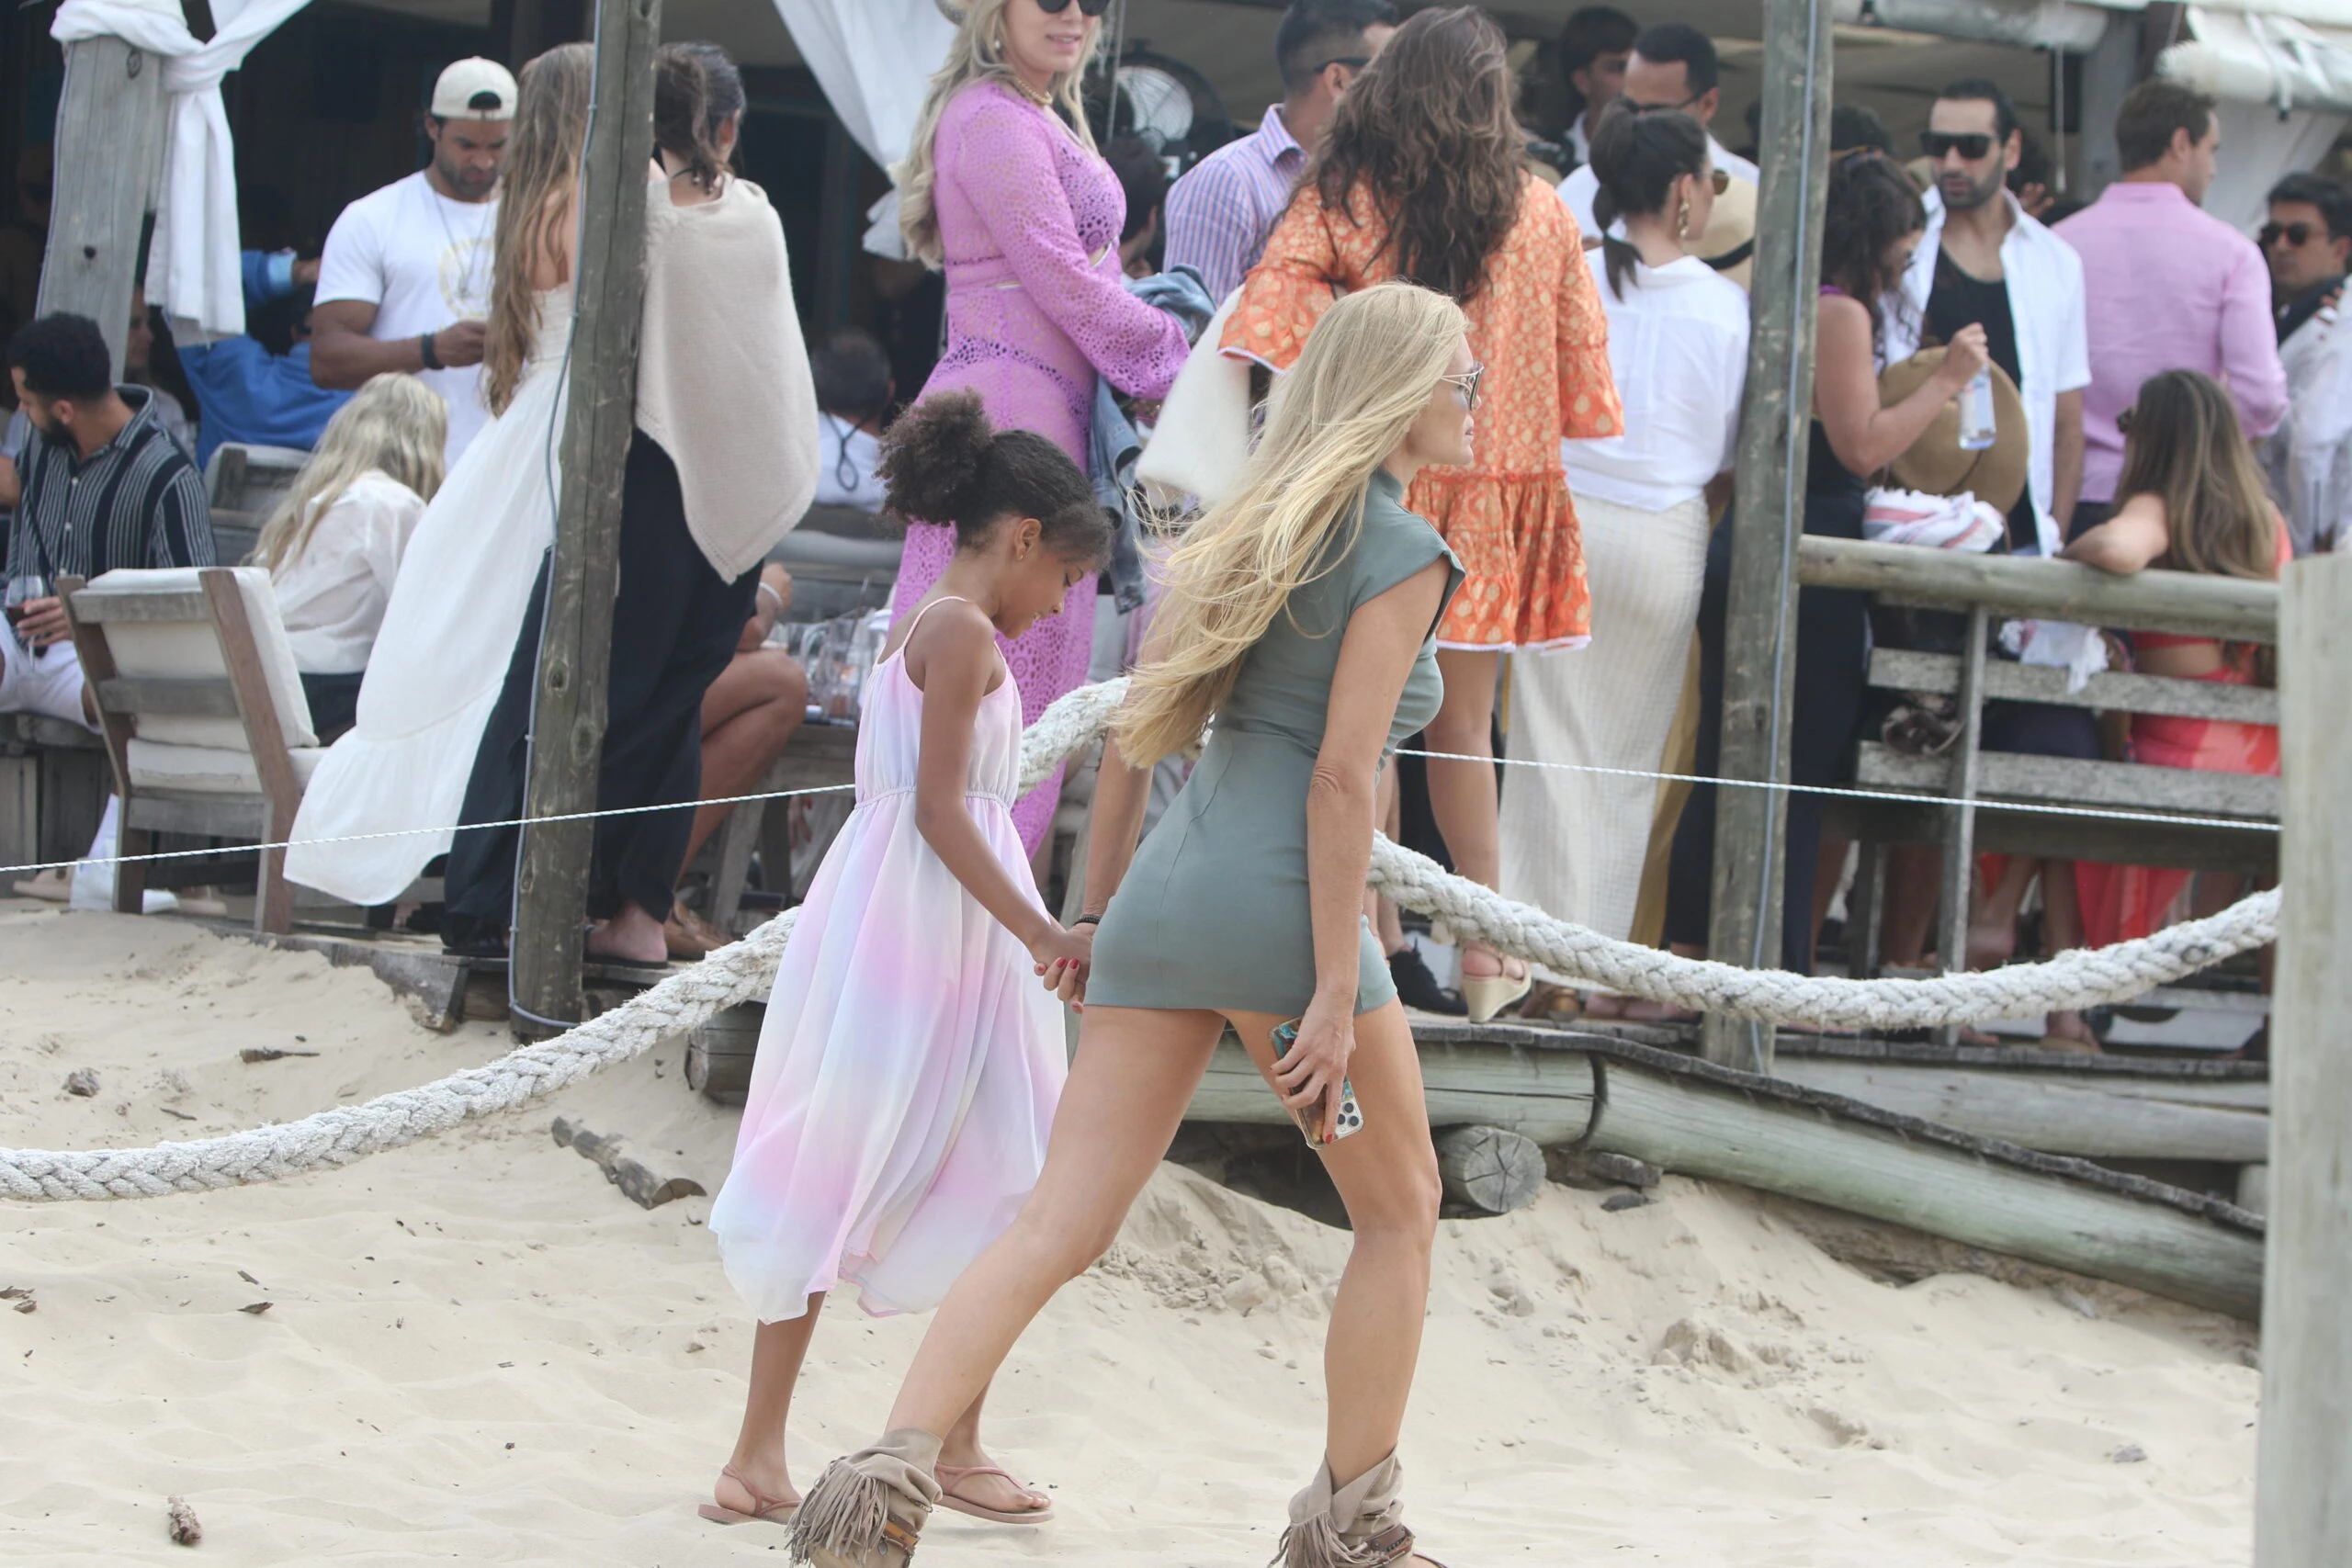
696, 1463, 798, 1528
933, 1462, 1056, 1525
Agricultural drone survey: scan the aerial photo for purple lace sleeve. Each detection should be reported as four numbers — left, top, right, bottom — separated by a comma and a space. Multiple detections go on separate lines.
950, 96, 1190, 400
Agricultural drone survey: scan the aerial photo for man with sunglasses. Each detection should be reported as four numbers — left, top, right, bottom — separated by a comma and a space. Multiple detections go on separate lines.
2053, 80, 2284, 538
1884, 78, 2089, 558
1556, 23, 1757, 268
1163, 0, 1397, 301
2256, 172, 2352, 553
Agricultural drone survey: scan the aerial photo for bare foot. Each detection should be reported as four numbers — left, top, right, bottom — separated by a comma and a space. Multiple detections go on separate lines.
2041, 1010, 2099, 1049
935, 1451, 1050, 1517
1965, 920, 2017, 972
1458, 945, 1528, 983
587, 901, 668, 964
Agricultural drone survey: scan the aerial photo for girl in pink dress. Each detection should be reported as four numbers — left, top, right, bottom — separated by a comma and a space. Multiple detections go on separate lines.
703, 393, 1104, 1531
890, 0, 1192, 854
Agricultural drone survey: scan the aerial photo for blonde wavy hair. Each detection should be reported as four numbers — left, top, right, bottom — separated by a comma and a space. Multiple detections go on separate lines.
250, 374, 447, 573
483, 43, 594, 415
897, 0, 1103, 267
1115, 284, 1468, 766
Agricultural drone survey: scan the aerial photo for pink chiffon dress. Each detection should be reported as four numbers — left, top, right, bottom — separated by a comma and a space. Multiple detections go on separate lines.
893, 81, 1191, 852
708, 599, 1067, 1323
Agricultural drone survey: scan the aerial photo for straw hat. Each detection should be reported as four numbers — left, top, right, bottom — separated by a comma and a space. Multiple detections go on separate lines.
1876, 347, 2029, 516
1694, 173, 1757, 292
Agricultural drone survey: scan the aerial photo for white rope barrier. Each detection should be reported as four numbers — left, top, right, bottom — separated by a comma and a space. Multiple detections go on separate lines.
0, 677, 2278, 1201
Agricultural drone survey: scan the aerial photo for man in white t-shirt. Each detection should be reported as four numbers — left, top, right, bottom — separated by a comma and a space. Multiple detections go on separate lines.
311, 58, 514, 467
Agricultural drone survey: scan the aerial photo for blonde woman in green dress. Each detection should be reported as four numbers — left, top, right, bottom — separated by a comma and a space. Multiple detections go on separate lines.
790, 282, 1474, 1568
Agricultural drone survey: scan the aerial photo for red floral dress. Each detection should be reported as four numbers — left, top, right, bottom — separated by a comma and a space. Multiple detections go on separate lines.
1223, 175, 1622, 649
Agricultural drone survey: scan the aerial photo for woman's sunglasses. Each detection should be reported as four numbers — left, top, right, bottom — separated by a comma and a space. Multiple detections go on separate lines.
1442, 364, 1487, 412
2115, 406, 2136, 436
1703, 167, 1731, 195
2260, 220, 2325, 248
1920, 131, 1996, 161
1034, 0, 1113, 15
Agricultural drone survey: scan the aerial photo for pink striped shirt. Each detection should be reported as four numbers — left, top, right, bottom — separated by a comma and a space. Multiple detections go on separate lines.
1163, 105, 1305, 302
2054, 181, 2287, 504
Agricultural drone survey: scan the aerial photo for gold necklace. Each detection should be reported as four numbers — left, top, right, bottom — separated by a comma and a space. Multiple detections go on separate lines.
1012, 75, 1055, 108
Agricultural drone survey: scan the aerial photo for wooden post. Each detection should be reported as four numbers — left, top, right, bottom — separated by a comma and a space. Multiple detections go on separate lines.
1701, 0, 1833, 1072
1932, 605, 1990, 1044
508, 0, 662, 1035
2255, 553, 2352, 1567
38, 37, 168, 377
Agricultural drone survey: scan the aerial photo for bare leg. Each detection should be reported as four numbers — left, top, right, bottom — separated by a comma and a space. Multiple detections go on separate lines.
1880, 842, 1945, 969
882, 1007, 1227, 1437
684, 649, 809, 874
2040, 862, 2097, 1043
716, 1293, 826, 1516
1968, 857, 2037, 971
1227, 1002, 1440, 1482
934, 1380, 1047, 1515
1426, 649, 1517, 981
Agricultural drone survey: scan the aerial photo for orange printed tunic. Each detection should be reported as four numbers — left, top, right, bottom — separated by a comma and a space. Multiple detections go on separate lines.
1223, 174, 1622, 648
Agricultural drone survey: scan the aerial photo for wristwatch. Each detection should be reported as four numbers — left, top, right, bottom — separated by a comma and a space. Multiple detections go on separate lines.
419, 332, 443, 371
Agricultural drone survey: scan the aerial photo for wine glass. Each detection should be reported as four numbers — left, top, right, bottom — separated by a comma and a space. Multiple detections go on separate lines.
5, 571, 50, 637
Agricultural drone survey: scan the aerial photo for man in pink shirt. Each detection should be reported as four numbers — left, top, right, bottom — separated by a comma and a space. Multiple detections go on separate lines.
2055, 81, 2287, 532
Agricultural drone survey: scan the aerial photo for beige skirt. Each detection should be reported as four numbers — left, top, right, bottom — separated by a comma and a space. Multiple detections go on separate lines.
1499, 491, 1712, 945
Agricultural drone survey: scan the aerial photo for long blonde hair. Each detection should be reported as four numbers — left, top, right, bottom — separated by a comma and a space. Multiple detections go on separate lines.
897, 0, 1103, 267
483, 43, 594, 414
250, 374, 447, 573
1115, 285, 1467, 766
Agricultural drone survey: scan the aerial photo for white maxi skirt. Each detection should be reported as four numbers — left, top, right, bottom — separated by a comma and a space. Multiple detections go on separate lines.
1500, 491, 1711, 946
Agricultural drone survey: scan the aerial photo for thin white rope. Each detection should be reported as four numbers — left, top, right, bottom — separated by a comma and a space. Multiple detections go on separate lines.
0, 779, 860, 882
1392, 748, 2281, 837
0, 677, 2278, 1202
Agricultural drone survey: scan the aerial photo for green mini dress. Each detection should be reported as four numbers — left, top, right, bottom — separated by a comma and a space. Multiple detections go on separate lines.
1088, 470, 1463, 1018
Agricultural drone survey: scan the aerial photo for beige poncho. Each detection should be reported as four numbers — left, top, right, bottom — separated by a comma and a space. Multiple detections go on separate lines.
636, 175, 819, 581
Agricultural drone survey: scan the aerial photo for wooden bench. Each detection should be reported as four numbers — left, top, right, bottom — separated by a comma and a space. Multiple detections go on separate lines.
0, 711, 109, 880
1798, 538, 2279, 1025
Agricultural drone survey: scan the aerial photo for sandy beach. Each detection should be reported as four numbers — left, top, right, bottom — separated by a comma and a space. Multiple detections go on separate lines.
0, 905, 2258, 1564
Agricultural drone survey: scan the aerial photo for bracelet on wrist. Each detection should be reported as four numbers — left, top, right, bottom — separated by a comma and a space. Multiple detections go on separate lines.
755, 581, 785, 612
1070, 913, 1102, 927
419, 332, 442, 372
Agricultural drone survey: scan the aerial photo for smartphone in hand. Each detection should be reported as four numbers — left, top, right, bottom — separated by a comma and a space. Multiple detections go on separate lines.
1270, 1017, 1364, 1148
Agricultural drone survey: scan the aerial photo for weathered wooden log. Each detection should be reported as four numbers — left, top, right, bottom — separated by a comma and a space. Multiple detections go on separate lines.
1800, 535, 2278, 643
685, 1003, 762, 1106
1434, 1124, 1545, 1214
550, 1115, 704, 1209
40, 36, 167, 375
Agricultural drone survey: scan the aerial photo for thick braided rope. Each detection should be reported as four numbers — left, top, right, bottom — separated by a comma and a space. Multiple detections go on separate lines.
0, 676, 2278, 1201
0, 682, 1130, 1203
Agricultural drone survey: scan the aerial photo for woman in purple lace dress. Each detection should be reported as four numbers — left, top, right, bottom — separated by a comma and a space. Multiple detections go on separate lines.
893, 0, 1190, 852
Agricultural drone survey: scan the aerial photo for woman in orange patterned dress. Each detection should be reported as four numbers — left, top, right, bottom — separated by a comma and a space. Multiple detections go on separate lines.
1223, 6, 1622, 1021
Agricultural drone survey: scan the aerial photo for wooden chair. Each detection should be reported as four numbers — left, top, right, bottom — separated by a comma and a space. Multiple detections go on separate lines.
60, 567, 322, 933
201, 442, 309, 567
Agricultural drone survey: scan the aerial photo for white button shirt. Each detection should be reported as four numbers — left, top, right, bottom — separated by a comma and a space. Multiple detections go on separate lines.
1883, 188, 2091, 556
269, 469, 428, 676
1563, 252, 1749, 511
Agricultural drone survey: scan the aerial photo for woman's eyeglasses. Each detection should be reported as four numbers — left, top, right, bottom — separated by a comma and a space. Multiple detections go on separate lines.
1034, 0, 1112, 15
2261, 220, 2324, 248
1919, 131, 1996, 161
1442, 364, 1487, 412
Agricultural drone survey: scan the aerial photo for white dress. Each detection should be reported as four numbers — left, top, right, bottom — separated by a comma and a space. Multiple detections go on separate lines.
285, 287, 571, 904
708, 601, 1067, 1323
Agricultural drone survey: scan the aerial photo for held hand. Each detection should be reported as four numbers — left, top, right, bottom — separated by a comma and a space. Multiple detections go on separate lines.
1030, 922, 1093, 1007
436, 319, 490, 369
1272, 992, 1356, 1145
1936, 323, 1991, 391
292, 256, 322, 287
14, 596, 70, 650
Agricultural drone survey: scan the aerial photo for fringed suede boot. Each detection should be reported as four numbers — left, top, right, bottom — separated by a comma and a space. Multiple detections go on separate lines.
1269, 1451, 1445, 1568
786, 1428, 941, 1568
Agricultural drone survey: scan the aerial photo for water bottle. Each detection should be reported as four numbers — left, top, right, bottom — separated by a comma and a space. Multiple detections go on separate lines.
1958, 367, 1997, 451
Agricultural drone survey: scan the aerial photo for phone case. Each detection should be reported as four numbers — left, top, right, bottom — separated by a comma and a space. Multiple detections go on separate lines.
1271, 1019, 1365, 1146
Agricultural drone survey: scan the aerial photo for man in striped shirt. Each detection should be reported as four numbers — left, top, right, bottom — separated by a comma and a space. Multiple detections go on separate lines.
1162, 0, 1396, 302
6, 311, 213, 728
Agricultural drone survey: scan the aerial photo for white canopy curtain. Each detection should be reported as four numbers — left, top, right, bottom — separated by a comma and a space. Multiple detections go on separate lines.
51, 0, 314, 341
2160, 8, 2352, 230
768, 0, 957, 258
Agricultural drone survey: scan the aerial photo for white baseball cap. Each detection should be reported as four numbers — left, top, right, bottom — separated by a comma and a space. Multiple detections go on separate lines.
432, 58, 519, 121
